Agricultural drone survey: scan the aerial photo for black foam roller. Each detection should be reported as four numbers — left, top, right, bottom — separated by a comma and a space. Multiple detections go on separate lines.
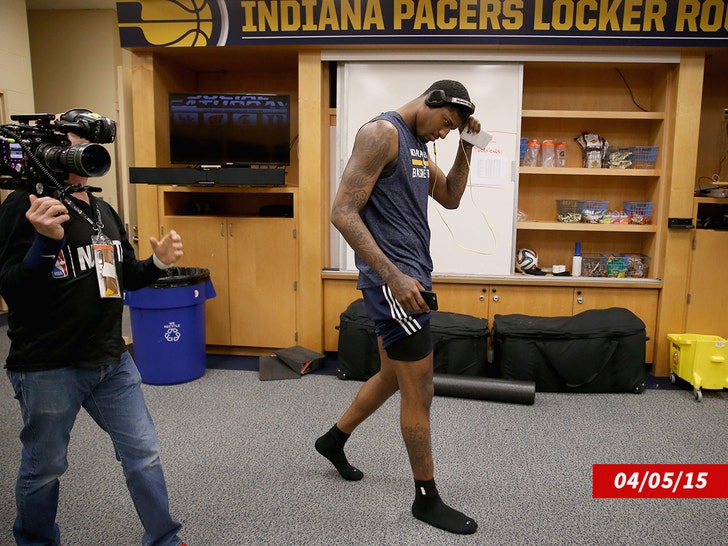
433, 373, 536, 405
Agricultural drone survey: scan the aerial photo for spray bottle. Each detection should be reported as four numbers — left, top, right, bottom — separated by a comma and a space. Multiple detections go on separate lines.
572, 242, 582, 277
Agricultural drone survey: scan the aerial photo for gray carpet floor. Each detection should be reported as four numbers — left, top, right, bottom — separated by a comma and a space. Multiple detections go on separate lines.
0, 313, 727, 545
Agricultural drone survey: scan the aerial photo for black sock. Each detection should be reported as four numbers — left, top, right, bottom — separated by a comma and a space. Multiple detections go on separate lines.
411, 479, 477, 535
315, 424, 363, 481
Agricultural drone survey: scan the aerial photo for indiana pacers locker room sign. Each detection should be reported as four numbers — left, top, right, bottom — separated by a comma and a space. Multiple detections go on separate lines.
116, 0, 728, 48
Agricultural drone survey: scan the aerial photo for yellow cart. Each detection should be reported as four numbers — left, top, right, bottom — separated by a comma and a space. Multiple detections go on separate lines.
667, 334, 728, 401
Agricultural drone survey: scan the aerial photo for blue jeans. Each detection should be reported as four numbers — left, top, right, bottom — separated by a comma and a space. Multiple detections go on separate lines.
7, 351, 183, 546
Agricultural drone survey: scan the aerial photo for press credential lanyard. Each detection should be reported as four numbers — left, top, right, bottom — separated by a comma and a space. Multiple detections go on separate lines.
63, 195, 121, 299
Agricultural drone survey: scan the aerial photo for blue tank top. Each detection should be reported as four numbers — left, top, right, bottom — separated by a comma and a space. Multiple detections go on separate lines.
355, 111, 433, 289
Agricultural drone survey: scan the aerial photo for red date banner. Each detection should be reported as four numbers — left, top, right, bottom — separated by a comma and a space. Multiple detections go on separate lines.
593, 464, 728, 498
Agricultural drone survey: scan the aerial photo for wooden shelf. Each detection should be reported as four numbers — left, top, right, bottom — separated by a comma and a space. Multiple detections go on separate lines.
522, 109, 665, 120
694, 196, 728, 204
322, 269, 662, 289
516, 61, 670, 291
517, 221, 657, 232
519, 167, 659, 177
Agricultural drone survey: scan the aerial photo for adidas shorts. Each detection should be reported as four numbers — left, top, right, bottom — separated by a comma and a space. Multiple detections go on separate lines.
361, 285, 433, 362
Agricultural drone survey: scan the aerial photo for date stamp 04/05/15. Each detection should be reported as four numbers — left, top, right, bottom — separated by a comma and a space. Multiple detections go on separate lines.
592, 464, 728, 498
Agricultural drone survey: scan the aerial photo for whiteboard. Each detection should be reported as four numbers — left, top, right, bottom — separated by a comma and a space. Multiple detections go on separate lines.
333, 62, 523, 276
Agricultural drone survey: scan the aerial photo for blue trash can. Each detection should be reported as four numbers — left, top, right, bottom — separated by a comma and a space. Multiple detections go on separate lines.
124, 267, 216, 385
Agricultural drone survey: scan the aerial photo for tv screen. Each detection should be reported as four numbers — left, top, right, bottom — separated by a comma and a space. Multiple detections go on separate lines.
169, 93, 291, 166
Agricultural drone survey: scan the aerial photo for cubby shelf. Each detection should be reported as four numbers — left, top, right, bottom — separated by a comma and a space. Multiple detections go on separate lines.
517, 221, 658, 232
519, 167, 660, 176
522, 109, 665, 120
516, 61, 671, 283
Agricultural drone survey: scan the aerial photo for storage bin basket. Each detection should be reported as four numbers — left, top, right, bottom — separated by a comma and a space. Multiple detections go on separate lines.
624, 201, 653, 224
556, 199, 582, 223
631, 146, 659, 169
580, 200, 609, 223
604, 146, 633, 168
581, 253, 651, 278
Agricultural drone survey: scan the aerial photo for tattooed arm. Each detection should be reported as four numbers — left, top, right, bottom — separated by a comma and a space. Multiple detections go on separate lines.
331, 119, 428, 312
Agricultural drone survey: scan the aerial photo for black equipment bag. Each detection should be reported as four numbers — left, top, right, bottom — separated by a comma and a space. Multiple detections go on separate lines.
431, 311, 490, 376
336, 299, 381, 381
336, 299, 489, 380
492, 307, 647, 393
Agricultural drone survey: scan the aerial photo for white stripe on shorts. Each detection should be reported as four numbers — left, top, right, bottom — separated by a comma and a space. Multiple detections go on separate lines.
381, 285, 421, 335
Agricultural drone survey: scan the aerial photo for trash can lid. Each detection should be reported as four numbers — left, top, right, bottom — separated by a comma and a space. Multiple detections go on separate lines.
150, 267, 211, 288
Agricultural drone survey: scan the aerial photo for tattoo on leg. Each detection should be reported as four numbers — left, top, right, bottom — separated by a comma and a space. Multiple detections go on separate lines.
402, 423, 433, 477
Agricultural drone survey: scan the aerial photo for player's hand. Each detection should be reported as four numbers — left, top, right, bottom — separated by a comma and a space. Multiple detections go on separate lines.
26, 195, 69, 240
388, 273, 429, 313
460, 115, 481, 135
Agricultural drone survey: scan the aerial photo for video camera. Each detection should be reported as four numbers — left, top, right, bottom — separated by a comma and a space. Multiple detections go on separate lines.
0, 108, 116, 195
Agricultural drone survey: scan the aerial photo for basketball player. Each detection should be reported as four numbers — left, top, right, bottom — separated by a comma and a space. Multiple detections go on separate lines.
316, 80, 481, 534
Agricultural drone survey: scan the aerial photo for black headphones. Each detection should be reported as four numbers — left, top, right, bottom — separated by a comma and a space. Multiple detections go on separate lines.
424, 89, 475, 116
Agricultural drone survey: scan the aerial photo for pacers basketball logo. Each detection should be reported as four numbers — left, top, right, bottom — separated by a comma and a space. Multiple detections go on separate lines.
117, 0, 228, 47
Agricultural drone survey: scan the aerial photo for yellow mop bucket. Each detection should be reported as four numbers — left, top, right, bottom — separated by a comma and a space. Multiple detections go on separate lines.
667, 333, 728, 401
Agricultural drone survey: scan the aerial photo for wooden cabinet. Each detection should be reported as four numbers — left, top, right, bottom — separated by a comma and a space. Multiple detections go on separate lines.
486, 285, 574, 317
454, 283, 657, 359
160, 215, 231, 345
228, 216, 297, 348
573, 287, 658, 357
160, 189, 297, 349
128, 47, 311, 353
428, 284, 489, 318
518, 62, 670, 278
685, 198, 728, 338
324, 276, 658, 359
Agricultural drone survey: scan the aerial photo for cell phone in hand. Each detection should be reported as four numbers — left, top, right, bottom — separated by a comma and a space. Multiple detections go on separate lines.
419, 290, 438, 311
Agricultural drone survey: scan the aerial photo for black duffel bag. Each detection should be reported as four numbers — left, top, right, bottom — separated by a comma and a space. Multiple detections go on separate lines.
336, 299, 489, 380
492, 307, 647, 393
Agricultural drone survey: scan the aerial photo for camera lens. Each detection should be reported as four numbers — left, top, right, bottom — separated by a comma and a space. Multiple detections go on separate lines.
38, 143, 111, 177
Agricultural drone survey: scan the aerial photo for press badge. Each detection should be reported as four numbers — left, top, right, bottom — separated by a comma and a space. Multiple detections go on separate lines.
92, 234, 121, 298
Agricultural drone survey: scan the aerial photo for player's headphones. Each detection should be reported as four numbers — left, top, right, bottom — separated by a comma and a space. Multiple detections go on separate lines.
424, 89, 475, 116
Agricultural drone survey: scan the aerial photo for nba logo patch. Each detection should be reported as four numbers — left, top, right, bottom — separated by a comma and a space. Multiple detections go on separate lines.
52, 251, 68, 279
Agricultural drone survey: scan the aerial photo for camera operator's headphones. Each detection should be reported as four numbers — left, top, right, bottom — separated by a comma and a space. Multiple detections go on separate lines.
425, 89, 475, 117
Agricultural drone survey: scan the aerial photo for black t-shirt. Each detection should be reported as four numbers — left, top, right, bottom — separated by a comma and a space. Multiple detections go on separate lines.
0, 189, 163, 371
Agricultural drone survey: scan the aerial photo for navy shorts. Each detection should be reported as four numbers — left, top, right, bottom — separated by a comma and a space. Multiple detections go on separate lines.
361, 285, 433, 361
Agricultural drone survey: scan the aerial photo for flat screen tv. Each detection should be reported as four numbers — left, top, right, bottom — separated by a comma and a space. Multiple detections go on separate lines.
169, 93, 291, 166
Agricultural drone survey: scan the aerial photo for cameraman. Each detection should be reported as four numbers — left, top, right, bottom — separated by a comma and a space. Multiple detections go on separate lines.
0, 113, 187, 546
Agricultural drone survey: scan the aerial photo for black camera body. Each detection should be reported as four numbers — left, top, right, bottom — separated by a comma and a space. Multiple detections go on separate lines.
0, 109, 116, 195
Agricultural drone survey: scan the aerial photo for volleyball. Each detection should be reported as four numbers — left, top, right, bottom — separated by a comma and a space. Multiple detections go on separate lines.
516, 248, 538, 272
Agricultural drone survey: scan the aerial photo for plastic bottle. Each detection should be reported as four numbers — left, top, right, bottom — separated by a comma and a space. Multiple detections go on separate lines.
541, 140, 555, 167
572, 242, 582, 277
556, 141, 567, 167
524, 139, 540, 167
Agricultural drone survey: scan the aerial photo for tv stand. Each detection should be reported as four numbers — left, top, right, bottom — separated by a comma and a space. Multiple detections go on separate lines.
129, 166, 286, 186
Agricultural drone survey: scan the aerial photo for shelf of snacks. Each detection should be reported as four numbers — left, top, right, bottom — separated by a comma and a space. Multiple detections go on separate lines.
519, 167, 660, 176
517, 222, 657, 233
517, 62, 670, 283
